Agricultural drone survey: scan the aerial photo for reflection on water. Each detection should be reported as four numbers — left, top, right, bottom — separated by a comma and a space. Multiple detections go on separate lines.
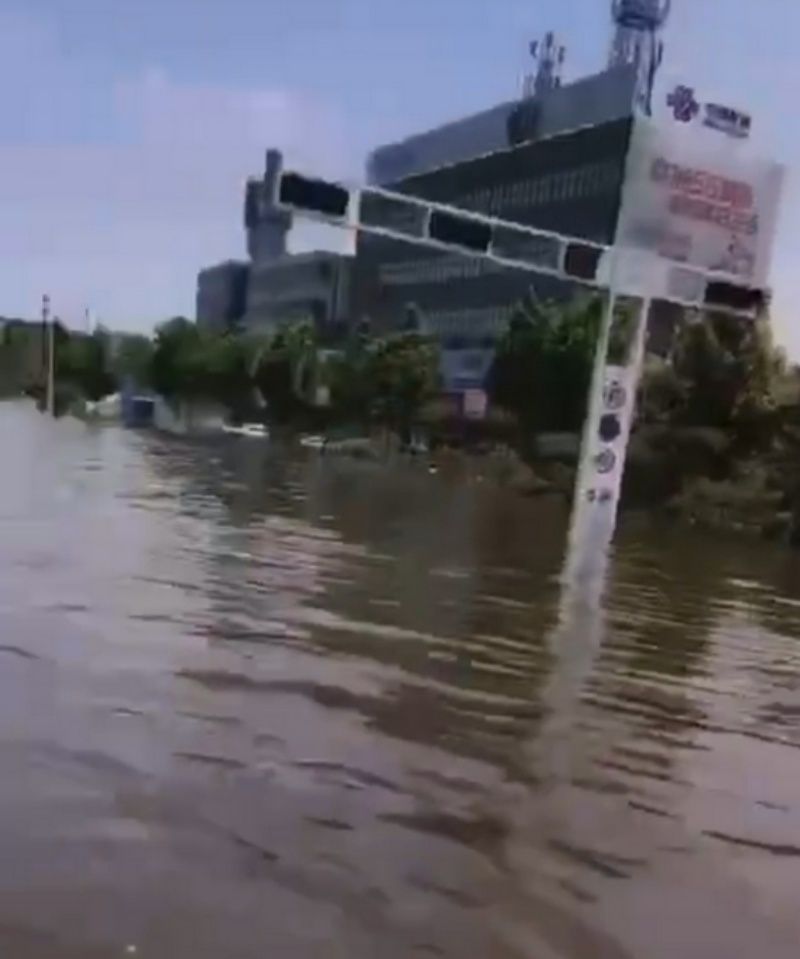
0, 401, 799, 958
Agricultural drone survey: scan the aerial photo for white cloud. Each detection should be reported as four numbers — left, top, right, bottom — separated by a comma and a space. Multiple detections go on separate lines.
0, 16, 353, 330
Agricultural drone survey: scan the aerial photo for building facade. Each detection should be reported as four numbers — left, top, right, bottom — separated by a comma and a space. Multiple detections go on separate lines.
351, 6, 690, 394
196, 147, 354, 336
244, 250, 352, 335
244, 149, 292, 263
195, 260, 249, 332
354, 74, 637, 391
367, 64, 637, 187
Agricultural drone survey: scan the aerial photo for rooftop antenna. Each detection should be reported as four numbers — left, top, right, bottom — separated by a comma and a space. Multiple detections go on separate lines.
609, 0, 672, 115
523, 31, 566, 99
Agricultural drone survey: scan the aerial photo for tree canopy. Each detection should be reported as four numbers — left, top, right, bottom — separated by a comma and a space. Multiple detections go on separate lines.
487, 292, 602, 434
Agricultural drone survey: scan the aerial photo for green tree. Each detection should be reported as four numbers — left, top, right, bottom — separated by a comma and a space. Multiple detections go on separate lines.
58, 328, 116, 401
366, 333, 439, 442
149, 318, 252, 415
113, 333, 154, 388
327, 328, 377, 425
149, 317, 198, 399
251, 322, 318, 420
671, 313, 778, 448
488, 293, 602, 434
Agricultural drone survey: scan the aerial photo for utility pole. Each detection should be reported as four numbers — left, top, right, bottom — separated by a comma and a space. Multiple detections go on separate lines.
40, 294, 49, 373
47, 316, 57, 418
41, 294, 56, 417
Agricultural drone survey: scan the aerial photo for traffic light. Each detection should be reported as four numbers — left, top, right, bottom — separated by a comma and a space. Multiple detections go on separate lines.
278, 172, 351, 220
564, 242, 603, 281
428, 210, 492, 254
491, 226, 560, 270
704, 281, 765, 314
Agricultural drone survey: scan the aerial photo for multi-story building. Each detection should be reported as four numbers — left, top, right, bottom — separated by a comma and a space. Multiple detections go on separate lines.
195, 260, 249, 332
244, 149, 292, 264
245, 250, 352, 336
196, 147, 353, 335
353, 49, 640, 392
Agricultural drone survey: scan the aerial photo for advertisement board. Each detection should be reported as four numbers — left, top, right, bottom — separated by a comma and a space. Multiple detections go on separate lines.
616, 118, 785, 287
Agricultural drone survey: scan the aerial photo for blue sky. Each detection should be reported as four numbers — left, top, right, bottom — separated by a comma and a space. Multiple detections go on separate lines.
2, 0, 799, 353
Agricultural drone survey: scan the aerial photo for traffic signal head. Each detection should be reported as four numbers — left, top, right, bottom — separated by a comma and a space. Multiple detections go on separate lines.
704, 281, 765, 315
564, 243, 603, 281
427, 210, 492, 254
278, 172, 351, 220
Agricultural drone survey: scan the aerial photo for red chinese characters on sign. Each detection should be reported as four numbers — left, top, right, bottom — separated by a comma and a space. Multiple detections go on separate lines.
650, 158, 760, 236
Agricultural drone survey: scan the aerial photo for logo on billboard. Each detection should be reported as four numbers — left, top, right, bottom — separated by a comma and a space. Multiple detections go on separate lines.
666, 87, 752, 140
704, 103, 752, 140
667, 85, 700, 124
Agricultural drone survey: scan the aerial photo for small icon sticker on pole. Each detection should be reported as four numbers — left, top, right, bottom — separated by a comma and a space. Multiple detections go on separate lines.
599, 414, 622, 443
594, 448, 617, 475
603, 380, 627, 411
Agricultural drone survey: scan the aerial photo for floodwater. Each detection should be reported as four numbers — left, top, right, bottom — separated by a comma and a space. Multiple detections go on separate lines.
0, 400, 799, 959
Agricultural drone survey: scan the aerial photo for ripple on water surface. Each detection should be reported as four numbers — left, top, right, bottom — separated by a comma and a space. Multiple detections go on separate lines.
0, 402, 798, 958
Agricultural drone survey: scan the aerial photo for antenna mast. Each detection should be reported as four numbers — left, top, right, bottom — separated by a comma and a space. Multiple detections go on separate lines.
609, 0, 672, 115
523, 31, 566, 99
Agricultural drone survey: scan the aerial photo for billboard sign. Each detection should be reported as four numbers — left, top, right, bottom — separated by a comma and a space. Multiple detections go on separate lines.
616, 118, 784, 287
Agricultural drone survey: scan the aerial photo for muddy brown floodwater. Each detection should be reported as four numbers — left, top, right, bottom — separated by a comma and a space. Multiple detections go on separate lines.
0, 401, 799, 958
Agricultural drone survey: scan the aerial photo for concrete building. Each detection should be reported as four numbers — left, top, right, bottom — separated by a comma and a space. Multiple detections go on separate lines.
354, 57, 639, 392
196, 147, 354, 336
245, 250, 352, 336
353, 4, 681, 395
352, 0, 692, 393
240, 148, 352, 335
366, 63, 638, 187
194, 149, 292, 331
244, 149, 292, 263
195, 260, 249, 331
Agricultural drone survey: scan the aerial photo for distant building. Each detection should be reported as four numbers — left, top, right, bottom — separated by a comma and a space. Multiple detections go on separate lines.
194, 149, 292, 331
244, 149, 293, 263
242, 149, 352, 334
196, 147, 354, 336
244, 250, 352, 336
195, 260, 249, 332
